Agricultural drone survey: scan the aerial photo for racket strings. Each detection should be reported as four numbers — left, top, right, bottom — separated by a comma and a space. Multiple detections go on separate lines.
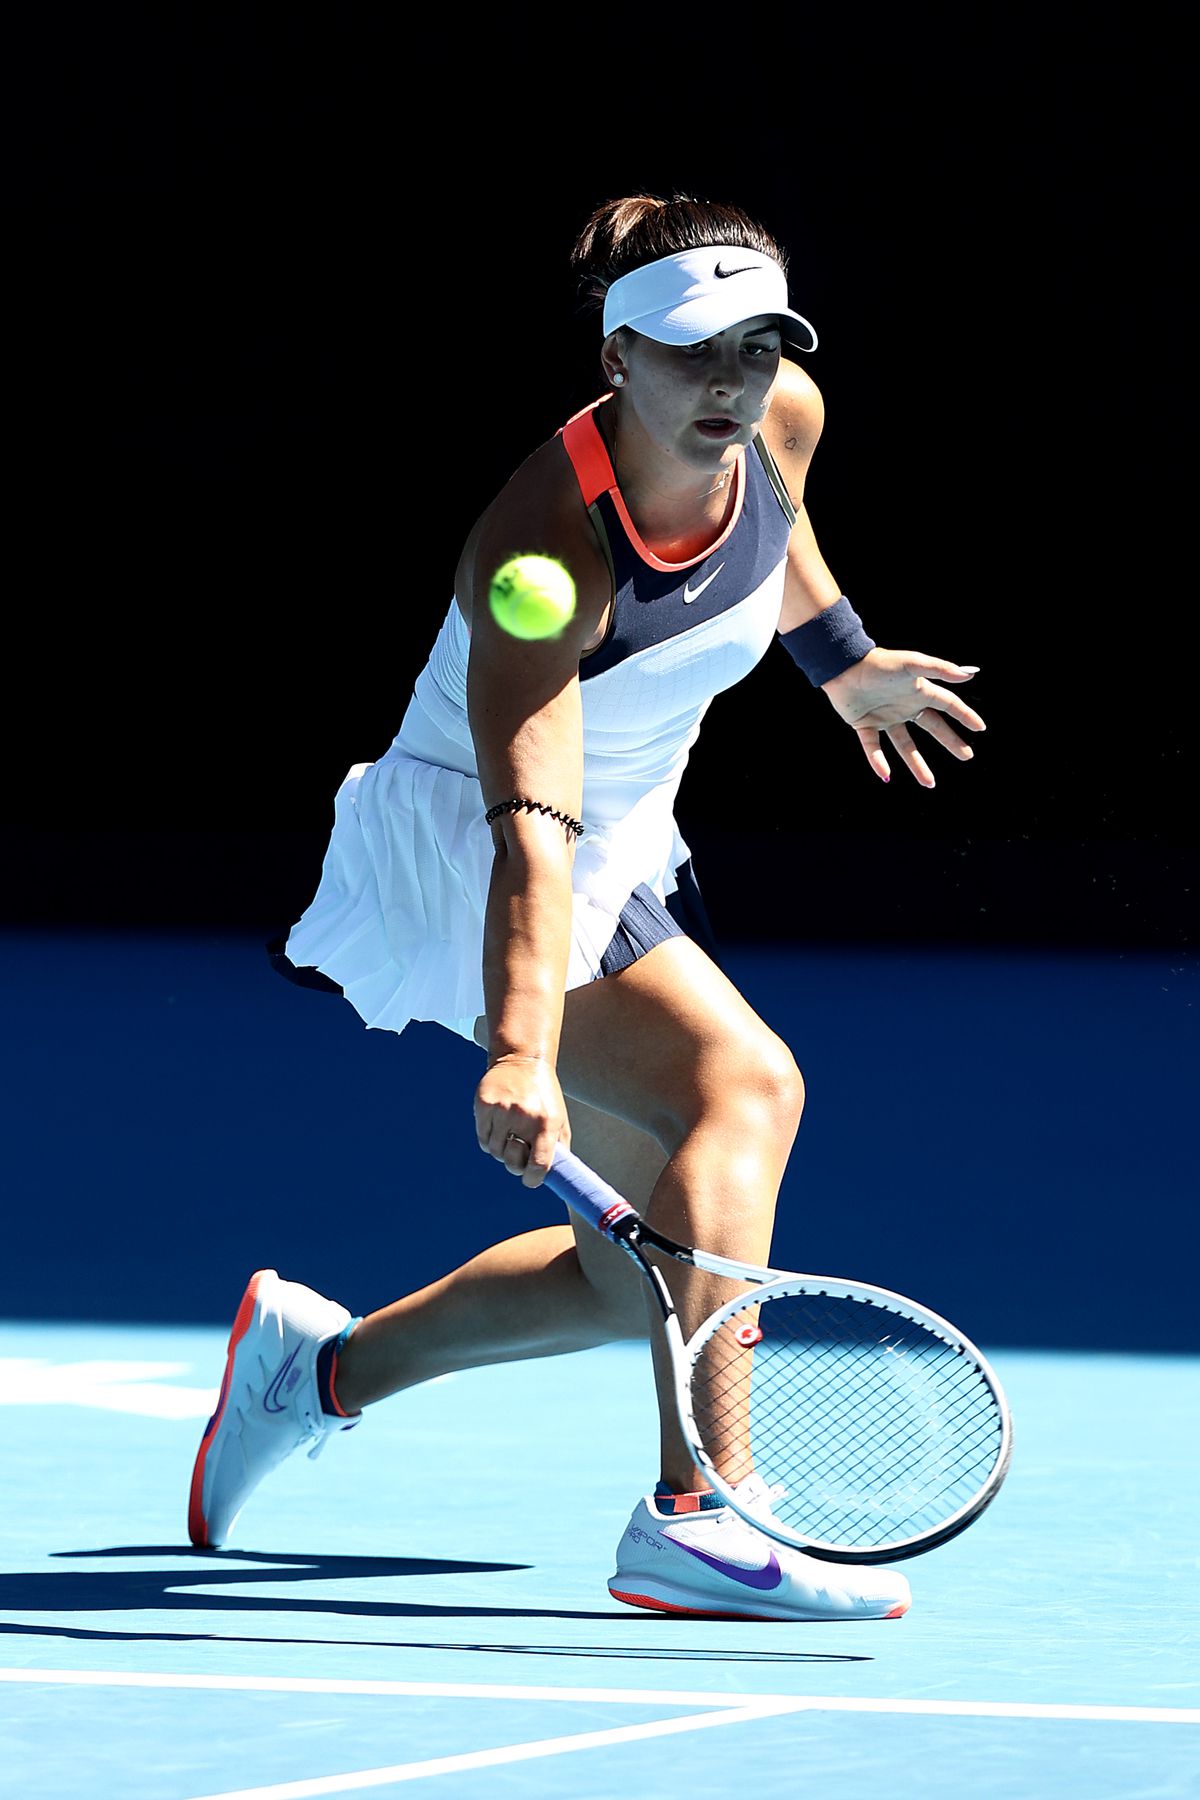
689, 1291, 1006, 1552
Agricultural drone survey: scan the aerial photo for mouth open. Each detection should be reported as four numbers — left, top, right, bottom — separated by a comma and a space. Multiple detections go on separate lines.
695, 417, 740, 440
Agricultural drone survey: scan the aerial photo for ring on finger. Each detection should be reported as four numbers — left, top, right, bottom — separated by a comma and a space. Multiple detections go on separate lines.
506, 1132, 531, 1152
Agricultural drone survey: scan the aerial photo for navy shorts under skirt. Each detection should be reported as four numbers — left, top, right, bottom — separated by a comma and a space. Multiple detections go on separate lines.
268, 856, 720, 1001
596, 858, 719, 976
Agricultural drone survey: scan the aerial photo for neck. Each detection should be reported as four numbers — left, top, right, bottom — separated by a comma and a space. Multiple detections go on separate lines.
598, 399, 738, 562
601, 397, 735, 523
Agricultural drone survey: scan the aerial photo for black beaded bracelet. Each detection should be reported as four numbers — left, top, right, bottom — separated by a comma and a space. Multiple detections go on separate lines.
484, 797, 584, 841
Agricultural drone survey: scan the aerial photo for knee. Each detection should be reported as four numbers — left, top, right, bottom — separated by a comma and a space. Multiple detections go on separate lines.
733, 1028, 805, 1144
662, 1023, 805, 1151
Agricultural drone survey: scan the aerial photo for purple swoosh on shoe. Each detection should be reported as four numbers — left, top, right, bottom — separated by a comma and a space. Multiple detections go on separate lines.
673, 1538, 785, 1591
263, 1346, 302, 1414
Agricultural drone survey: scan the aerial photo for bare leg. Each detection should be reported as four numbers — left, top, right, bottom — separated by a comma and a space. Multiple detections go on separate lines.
336, 1102, 656, 1409
557, 946, 804, 1489
336, 936, 804, 1494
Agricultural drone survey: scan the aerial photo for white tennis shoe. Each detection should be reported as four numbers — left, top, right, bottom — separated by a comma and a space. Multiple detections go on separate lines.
188, 1269, 359, 1548
609, 1474, 912, 1620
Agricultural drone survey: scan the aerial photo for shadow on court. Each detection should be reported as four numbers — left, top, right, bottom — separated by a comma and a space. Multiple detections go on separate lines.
0, 1549, 870, 1665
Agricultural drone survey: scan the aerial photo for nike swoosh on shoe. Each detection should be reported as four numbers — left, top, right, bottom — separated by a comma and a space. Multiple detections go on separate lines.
263, 1346, 302, 1414
673, 1539, 785, 1591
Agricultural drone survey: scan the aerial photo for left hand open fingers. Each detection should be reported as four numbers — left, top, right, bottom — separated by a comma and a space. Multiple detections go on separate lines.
885, 721, 936, 788
911, 706, 976, 762
856, 725, 891, 783
912, 679, 986, 735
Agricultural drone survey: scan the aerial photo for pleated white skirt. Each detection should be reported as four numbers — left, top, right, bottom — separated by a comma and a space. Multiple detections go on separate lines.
284, 750, 681, 1043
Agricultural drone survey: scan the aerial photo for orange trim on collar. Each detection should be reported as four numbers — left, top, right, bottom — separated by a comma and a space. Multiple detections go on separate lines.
560, 396, 746, 574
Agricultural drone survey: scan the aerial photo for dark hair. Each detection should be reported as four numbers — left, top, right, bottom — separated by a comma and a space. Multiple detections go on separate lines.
570, 192, 788, 317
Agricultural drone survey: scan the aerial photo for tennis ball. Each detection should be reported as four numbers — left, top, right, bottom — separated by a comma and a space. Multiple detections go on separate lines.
488, 554, 576, 641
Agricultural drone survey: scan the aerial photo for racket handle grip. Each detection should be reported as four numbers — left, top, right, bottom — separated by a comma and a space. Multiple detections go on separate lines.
546, 1146, 637, 1238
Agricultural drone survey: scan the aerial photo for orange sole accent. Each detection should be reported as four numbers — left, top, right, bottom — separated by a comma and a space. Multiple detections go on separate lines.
609, 1587, 777, 1621
610, 1586, 912, 1622
186, 1271, 267, 1547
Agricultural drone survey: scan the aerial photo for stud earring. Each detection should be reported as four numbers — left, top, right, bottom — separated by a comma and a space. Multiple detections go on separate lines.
611, 371, 625, 386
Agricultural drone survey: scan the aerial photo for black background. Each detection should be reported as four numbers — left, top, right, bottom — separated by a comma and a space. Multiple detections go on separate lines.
6, 6, 1193, 957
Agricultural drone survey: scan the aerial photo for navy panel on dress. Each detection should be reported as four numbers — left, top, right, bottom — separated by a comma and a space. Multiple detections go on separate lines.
580, 443, 794, 681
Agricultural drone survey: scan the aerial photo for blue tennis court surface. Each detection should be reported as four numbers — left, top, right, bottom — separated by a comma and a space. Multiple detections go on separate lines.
2, 930, 1197, 1795
2, 1336, 1197, 1796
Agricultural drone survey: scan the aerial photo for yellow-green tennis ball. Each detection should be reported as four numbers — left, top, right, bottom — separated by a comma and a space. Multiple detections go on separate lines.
488, 554, 576, 640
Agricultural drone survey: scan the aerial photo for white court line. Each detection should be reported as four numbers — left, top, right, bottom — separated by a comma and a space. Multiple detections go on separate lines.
181, 1702, 801, 1798
1, 1670, 1197, 1723
4, 1671, 1197, 1800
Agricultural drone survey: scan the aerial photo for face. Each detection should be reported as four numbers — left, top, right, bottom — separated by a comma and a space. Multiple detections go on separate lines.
605, 315, 783, 481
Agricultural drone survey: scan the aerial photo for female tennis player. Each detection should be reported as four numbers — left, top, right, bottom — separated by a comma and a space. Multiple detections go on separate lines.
189, 192, 986, 1620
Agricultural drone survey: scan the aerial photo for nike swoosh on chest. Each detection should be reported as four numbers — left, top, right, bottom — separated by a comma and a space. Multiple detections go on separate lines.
682, 561, 725, 603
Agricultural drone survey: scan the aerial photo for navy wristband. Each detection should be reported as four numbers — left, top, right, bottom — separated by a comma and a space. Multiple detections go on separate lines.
778, 596, 876, 687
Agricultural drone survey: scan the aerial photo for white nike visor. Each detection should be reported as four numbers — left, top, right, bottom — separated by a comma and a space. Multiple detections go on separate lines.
602, 247, 817, 352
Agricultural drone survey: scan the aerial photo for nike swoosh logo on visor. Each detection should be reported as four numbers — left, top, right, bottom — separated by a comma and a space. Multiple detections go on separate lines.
674, 1538, 785, 1591
263, 1346, 301, 1414
714, 261, 757, 278
683, 561, 724, 603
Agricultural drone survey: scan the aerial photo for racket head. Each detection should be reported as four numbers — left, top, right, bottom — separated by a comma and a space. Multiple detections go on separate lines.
680, 1273, 1013, 1564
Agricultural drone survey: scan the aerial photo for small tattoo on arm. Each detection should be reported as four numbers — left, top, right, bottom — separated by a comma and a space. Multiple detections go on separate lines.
785, 435, 798, 450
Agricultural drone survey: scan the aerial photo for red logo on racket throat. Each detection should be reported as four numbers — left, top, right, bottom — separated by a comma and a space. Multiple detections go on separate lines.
598, 1201, 635, 1233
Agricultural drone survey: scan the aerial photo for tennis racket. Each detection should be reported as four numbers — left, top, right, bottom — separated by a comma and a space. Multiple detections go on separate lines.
543, 1145, 1012, 1563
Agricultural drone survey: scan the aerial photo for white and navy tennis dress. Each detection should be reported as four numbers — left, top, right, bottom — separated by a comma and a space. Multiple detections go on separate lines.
280, 396, 797, 1042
